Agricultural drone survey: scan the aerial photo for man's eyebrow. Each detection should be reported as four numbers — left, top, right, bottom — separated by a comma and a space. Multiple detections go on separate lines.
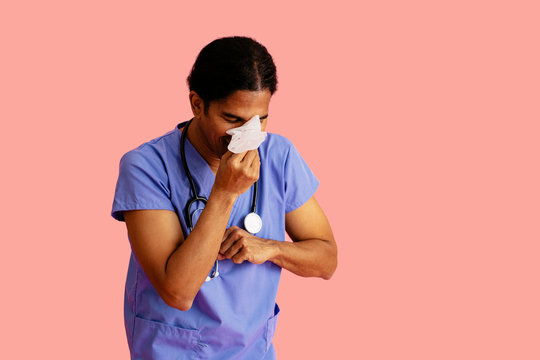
222, 112, 269, 121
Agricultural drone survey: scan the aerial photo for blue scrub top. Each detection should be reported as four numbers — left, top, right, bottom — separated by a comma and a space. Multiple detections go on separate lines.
111, 121, 319, 359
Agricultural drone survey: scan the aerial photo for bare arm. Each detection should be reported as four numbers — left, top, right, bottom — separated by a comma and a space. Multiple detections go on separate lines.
124, 149, 260, 311
274, 196, 337, 279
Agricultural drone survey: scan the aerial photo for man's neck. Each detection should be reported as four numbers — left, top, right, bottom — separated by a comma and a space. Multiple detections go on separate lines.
185, 120, 220, 175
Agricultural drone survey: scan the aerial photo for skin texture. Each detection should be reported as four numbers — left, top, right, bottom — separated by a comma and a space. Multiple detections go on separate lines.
123, 89, 337, 311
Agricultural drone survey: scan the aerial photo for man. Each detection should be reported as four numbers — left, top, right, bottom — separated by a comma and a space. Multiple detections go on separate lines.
111, 36, 337, 359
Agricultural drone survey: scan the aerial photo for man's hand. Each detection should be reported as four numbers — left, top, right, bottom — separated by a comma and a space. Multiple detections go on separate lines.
214, 150, 260, 198
218, 226, 277, 264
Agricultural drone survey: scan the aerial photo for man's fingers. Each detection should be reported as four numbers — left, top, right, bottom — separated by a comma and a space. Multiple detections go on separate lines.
222, 226, 236, 242
224, 239, 244, 259
220, 238, 233, 255
240, 149, 258, 165
250, 155, 261, 174
232, 249, 247, 264
220, 227, 239, 254
228, 150, 249, 163
220, 150, 233, 161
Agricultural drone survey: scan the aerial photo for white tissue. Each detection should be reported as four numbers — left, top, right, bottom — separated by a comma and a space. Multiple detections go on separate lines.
225, 115, 267, 153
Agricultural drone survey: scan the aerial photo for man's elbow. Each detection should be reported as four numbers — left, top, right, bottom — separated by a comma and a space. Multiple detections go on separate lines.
172, 300, 194, 312
160, 289, 195, 311
321, 264, 337, 280
321, 270, 335, 280
321, 250, 338, 280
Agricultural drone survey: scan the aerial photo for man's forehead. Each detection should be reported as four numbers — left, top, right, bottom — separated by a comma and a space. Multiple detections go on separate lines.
221, 111, 269, 121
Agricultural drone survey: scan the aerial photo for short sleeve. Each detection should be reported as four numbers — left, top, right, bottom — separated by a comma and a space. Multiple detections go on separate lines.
283, 142, 320, 213
111, 150, 175, 222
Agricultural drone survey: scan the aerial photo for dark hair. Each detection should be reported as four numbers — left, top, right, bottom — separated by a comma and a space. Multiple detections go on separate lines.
187, 36, 278, 112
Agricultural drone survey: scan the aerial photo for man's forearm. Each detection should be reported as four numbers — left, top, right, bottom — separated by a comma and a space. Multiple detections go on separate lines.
269, 238, 337, 280
164, 189, 236, 309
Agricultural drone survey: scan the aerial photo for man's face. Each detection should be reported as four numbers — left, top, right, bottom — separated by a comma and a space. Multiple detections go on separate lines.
197, 89, 271, 158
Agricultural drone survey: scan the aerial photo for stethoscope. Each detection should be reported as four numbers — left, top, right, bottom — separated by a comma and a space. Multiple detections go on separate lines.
179, 119, 263, 281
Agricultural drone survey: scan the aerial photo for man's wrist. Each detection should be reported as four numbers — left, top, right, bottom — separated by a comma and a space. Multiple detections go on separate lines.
208, 187, 237, 208
266, 239, 286, 265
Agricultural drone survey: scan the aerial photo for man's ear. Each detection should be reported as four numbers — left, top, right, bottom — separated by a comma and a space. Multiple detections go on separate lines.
189, 91, 204, 117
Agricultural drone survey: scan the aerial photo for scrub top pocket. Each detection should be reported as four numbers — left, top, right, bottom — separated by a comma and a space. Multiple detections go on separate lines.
265, 303, 280, 351
132, 315, 201, 360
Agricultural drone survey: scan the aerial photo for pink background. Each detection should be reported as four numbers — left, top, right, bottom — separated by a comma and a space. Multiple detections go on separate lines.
2, 1, 539, 359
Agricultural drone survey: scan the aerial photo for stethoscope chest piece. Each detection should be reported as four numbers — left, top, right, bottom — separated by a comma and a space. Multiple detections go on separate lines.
244, 212, 263, 235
